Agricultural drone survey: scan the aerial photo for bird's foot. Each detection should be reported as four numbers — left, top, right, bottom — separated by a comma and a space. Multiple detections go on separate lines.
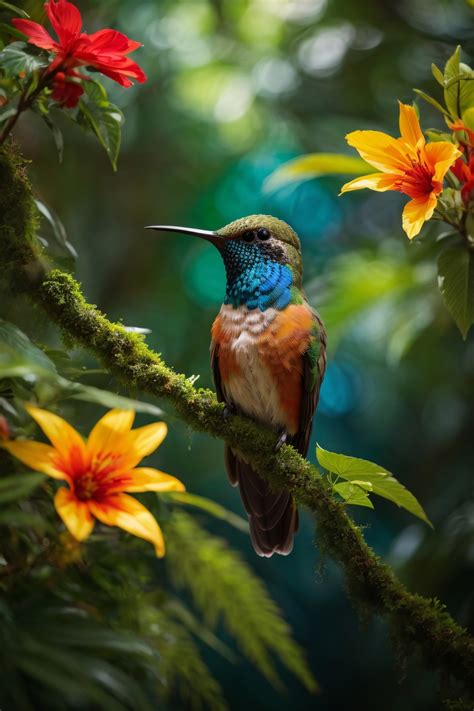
275, 428, 288, 453
222, 402, 237, 420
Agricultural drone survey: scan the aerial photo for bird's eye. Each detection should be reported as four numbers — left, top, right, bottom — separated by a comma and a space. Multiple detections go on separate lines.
257, 227, 270, 240
242, 230, 255, 242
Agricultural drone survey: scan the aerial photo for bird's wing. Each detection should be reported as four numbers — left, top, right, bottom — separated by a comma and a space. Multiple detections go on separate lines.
211, 338, 241, 486
289, 308, 327, 458
210, 338, 225, 403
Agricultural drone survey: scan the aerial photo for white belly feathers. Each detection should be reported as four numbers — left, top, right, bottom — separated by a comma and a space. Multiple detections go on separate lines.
218, 305, 287, 429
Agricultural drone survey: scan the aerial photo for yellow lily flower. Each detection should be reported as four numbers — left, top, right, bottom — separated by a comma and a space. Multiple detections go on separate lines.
340, 102, 461, 239
1, 406, 184, 556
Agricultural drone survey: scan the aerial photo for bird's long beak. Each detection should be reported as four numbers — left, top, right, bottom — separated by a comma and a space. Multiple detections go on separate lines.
145, 225, 223, 248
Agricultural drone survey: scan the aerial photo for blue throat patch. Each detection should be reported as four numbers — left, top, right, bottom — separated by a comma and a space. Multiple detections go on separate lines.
222, 241, 293, 311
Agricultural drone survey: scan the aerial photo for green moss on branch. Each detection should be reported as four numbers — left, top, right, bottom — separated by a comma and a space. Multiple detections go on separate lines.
0, 145, 45, 290
2, 145, 474, 697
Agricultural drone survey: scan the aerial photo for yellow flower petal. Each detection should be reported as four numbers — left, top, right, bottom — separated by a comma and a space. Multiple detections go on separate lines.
345, 130, 409, 173
119, 467, 185, 493
402, 193, 438, 239
89, 493, 165, 557
125, 422, 168, 467
425, 141, 462, 184
340, 172, 400, 194
398, 102, 424, 148
87, 409, 135, 461
54, 487, 95, 541
1, 440, 67, 480
25, 405, 86, 470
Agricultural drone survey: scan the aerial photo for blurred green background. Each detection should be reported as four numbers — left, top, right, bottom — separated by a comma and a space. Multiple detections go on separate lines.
12, 0, 474, 708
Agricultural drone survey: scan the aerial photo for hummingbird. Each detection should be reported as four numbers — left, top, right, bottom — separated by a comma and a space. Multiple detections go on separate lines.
147, 215, 327, 557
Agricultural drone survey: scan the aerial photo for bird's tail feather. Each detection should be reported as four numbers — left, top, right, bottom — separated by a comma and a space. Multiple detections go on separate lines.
225, 445, 298, 557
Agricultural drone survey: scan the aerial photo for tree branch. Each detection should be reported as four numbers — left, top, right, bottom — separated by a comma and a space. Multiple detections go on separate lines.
2, 144, 473, 695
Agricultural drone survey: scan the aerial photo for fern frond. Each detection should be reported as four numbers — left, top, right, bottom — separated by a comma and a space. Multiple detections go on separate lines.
164, 512, 318, 692
138, 604, 228, 711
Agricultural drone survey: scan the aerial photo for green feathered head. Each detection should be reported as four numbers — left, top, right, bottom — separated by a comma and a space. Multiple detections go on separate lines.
216, 215, 303, 288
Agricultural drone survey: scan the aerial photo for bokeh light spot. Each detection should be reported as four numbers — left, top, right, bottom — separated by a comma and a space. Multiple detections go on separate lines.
319, 361, 359, 417
183, 245, 225, 308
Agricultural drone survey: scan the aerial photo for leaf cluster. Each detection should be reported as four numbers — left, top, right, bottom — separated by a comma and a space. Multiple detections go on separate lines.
0, 316, 316, 709
317, 445, 432, 526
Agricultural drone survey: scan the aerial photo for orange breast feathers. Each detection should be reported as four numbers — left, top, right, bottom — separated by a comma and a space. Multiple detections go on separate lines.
211, 304, 314, 434
260, 305, 314, 433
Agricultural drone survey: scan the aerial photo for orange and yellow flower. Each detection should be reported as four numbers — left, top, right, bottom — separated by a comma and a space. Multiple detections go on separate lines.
340, 102, 461, 239
449, 119, 474, 147
1, 405, 184, 556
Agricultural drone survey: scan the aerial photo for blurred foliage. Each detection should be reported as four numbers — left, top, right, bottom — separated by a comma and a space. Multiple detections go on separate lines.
271, 45, 474, 337
0, 317, 316, 708
0, 0, 473, 709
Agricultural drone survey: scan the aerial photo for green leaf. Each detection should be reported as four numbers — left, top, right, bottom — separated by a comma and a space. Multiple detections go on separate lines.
0, 319, 164, 416
0, 512, 50, 532
0, 319, 57, 379
78, 81, 123, 170
41, 114, 64, 163
264, 153, 371, 191
333, 481, 374, 508
0, 41, 46, 76
60, 381, 164, 417
462, 106, 474, 131
442, 47, 474, 118
164, 491, 248, 532
444, 46, 461, 82
0, 508, 48, 528
0, 472, 44, 504
431, 63, 445, 86
459, 76, 474, 119
0, 1, 29, 17
413, 89, 450, 117
317, 445, 390, 478
425, 129, 454, 142
317, 445, 432, 526
35, 198, 77, 258
0, 105, 17, 123
438, 244, 474, 338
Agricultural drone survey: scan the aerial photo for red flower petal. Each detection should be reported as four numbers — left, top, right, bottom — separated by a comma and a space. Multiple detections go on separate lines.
12, 18, 57, 50
13, 0, 146, 91
73, 49, 147, 85
86, 28, 133, 53
124, 39, 142, 53
92, 66, 133, 87
451, 157, 469, 182
94, 57, 147, 83
45, 0, 82, 46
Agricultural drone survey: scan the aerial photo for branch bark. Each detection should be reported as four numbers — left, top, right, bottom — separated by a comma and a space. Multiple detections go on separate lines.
2, 144, 473, 695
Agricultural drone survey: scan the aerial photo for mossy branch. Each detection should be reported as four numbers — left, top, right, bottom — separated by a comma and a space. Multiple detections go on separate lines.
1, 144, 474, 695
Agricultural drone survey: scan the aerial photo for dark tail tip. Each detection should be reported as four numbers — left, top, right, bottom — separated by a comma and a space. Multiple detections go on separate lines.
249, 500, 299, 558
225, 445, 299, 557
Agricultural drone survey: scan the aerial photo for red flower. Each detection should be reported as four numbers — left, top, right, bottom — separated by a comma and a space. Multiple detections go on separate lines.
51, 69, 84, 107
451, 155, 474, 205
0, 415, 10, 440
12, 0, 146, 88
